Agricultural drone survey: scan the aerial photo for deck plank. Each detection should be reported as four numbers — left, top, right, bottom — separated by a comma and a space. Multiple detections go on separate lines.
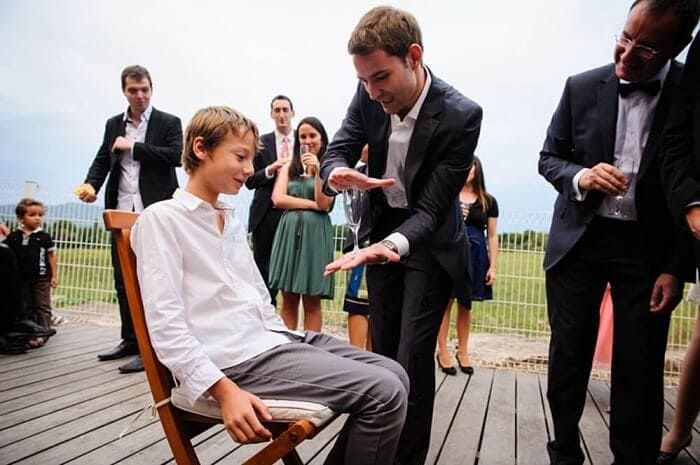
479, 369, 516, 465
516, 372, 549, 464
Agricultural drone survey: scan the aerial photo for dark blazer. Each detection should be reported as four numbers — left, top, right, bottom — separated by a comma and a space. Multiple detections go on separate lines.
245, 131, 278, 233
662, 35, 700, 226
539, 62, 691, 278
320, 71, 482, 296
84, 108, 182, 209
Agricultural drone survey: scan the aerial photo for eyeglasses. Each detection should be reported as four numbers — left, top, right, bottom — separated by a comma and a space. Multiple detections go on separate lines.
615, 35, 659, 59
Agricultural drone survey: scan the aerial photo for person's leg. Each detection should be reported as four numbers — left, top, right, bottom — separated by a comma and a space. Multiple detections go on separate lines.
456, 303, 473, 371
280, 291, 300, 330
394, 265, 452, 465
0, 245, 23, 332
660, 309, 700, 453
366, 263, 404, 360
546, 246, 607, 465
111, 233, 135, 343
32, 280, 52, 330
224, 332, 408, 465
348, 314, 370, 349
251, 209, 282, 306
436, 299, 455, 370
301, 295, 322, 332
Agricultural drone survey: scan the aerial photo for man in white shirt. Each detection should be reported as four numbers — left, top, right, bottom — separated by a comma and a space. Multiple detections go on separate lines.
76, 65, 183, 373
245, 95, 296, 306
538, 1, 698, 463
131, 106, 408, 465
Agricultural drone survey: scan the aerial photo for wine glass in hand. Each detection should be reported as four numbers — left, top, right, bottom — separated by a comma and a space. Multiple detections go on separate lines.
343, 187, 365, 255
299, 144, 311, 176
611, 157, 636, 217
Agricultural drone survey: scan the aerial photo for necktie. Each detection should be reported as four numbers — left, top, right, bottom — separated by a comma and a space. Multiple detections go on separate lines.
280, 136, 290, 159
618, 80, 661, 98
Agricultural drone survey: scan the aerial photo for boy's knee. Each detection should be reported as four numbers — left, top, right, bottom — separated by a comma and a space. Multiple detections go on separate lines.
384, 358, 409, 395
374, 368, 408, 412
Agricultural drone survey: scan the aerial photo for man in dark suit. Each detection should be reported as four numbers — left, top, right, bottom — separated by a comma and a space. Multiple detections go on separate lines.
244, 95, 295, 305
659, 32, 700, 462
76, 65, 182, 374
538, 1, 698, 463
320, 7, 482, 464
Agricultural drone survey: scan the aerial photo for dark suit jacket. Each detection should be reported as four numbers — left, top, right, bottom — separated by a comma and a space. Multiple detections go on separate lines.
245, 131, 279, 233
662, 35, 700, 227
539, 62, 691, 279
84, 108, 182, 209
320, 71, 482, 300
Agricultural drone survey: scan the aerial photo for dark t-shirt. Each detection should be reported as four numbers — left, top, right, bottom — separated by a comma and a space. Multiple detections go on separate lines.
3, 229, 56, 281
464, 194, 499, 230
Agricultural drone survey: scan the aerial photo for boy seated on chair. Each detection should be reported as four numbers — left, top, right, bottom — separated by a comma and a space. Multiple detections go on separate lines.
130, 106, 408, 465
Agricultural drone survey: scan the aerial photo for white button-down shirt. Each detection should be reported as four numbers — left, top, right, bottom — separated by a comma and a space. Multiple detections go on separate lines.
117, 105, 152, 212
131, 189, 296, 406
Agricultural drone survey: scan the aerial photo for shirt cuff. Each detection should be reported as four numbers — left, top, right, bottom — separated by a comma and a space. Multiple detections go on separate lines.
264, 167, 274, 179
384, 232, 410, 256
571, 168, 589, 201
685, 201, 700, 209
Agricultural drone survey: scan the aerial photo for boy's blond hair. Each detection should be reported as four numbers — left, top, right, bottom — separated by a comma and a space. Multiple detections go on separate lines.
347, 6, 423, 59
182, 106, 262, 174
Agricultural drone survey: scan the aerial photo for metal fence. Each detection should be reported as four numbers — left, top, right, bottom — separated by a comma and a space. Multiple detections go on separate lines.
1, 181, 695, 381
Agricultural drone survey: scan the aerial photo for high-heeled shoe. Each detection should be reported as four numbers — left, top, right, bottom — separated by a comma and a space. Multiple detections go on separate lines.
436, 354, 457, 375
656, 436, 692, 464
456, 353, 474, 375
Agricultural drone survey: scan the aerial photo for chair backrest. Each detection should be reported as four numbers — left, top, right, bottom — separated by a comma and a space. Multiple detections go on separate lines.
103, 210, 176, 405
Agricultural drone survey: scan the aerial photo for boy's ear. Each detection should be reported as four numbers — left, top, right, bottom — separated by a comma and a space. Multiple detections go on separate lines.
192, 136, 208, 161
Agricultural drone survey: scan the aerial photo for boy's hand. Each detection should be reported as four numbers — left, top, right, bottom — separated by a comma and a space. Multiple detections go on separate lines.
74, 183, 97, 203
209, 378, 272, 443
50, 277, 58, 288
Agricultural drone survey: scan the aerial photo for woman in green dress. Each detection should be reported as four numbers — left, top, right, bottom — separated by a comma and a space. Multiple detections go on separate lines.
269, 117, 335, 331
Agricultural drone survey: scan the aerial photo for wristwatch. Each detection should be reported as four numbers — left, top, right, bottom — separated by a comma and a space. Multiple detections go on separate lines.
380, 239, 399, 255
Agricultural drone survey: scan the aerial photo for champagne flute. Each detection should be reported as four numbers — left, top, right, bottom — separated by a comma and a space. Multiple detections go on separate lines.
299, 144, 311, 177
611, 157, 636, 217
343, 187, 365, 255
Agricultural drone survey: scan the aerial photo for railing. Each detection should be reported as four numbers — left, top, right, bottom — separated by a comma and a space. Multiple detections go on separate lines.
1, 182, 694, 381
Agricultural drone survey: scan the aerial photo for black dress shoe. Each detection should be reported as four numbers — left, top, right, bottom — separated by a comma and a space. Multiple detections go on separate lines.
456, 353, 474, 375
437, 354, 457, 375
7, 320, 56, 338
118, 355, 144, 373
656, 436, 692, 464
98, 341, 138, 361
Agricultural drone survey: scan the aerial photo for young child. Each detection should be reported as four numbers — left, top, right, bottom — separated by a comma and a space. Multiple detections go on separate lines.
3, 199, 58, 347
130, 106, 408, 464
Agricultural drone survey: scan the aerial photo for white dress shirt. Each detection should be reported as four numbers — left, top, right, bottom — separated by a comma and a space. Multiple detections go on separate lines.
131, 189, 297, 406
117, 105, 152, 212
572, 61, 670, 221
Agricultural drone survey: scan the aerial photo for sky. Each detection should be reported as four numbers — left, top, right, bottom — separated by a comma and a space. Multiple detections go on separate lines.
0, 0, 695, 226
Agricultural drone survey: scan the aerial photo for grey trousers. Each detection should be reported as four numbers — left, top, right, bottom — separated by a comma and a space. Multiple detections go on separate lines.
223, 331, 409, 465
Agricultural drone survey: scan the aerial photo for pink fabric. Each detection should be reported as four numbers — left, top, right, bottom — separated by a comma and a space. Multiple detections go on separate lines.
593, 285, 614, 370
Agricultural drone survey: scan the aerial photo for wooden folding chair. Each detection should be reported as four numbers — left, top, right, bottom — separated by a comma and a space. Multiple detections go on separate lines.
103, 209, 338, 465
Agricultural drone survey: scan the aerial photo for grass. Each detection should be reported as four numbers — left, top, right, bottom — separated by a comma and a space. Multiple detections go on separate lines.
52, 245, 696, 350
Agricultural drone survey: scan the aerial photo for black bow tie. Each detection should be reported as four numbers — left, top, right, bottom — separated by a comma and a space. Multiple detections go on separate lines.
618, 80, 661, 98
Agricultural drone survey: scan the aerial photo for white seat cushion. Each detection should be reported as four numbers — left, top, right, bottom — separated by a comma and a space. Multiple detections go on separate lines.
170, 387, 338, 428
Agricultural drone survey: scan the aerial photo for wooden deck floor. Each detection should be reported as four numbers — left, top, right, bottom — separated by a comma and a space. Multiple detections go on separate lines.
1, 324, 699, 465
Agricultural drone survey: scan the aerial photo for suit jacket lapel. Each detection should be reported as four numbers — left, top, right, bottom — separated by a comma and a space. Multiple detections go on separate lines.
144, 108, 159, 144
404, 82, 441, 206
597, 71, 618, 165
638, 62, 682, 179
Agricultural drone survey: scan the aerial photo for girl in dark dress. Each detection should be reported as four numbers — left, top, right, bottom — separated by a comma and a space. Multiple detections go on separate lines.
436, 156, 499, 375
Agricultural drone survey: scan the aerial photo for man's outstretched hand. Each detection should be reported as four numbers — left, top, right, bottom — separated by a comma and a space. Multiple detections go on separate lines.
328, 168, 395, 191
325, 242, 400, 276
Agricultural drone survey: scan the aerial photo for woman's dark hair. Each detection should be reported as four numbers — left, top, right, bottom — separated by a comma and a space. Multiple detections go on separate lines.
288, 117, 329, 179
469, 156, 490, 210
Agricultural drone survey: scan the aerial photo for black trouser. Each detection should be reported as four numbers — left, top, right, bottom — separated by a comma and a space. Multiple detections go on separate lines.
546, 217, 669, 465
366, 259, 451, 465
110, 233, 135, 343
0, 244, 24, 333
251, 208, 283, 305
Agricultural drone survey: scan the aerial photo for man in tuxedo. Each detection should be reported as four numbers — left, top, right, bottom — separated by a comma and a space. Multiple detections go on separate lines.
245, 95, 295, 305
659, 32, 700, 461
538, 1, 698, 463
320, 7, 482, 464
76, 65, 182, 374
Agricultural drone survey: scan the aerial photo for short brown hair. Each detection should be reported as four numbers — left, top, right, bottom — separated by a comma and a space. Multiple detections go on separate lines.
347, 6, 423, 58
181, 106, 262, 174
121, 65, 152, 90
15, 198, 45, 218
630, 0, 700, 48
